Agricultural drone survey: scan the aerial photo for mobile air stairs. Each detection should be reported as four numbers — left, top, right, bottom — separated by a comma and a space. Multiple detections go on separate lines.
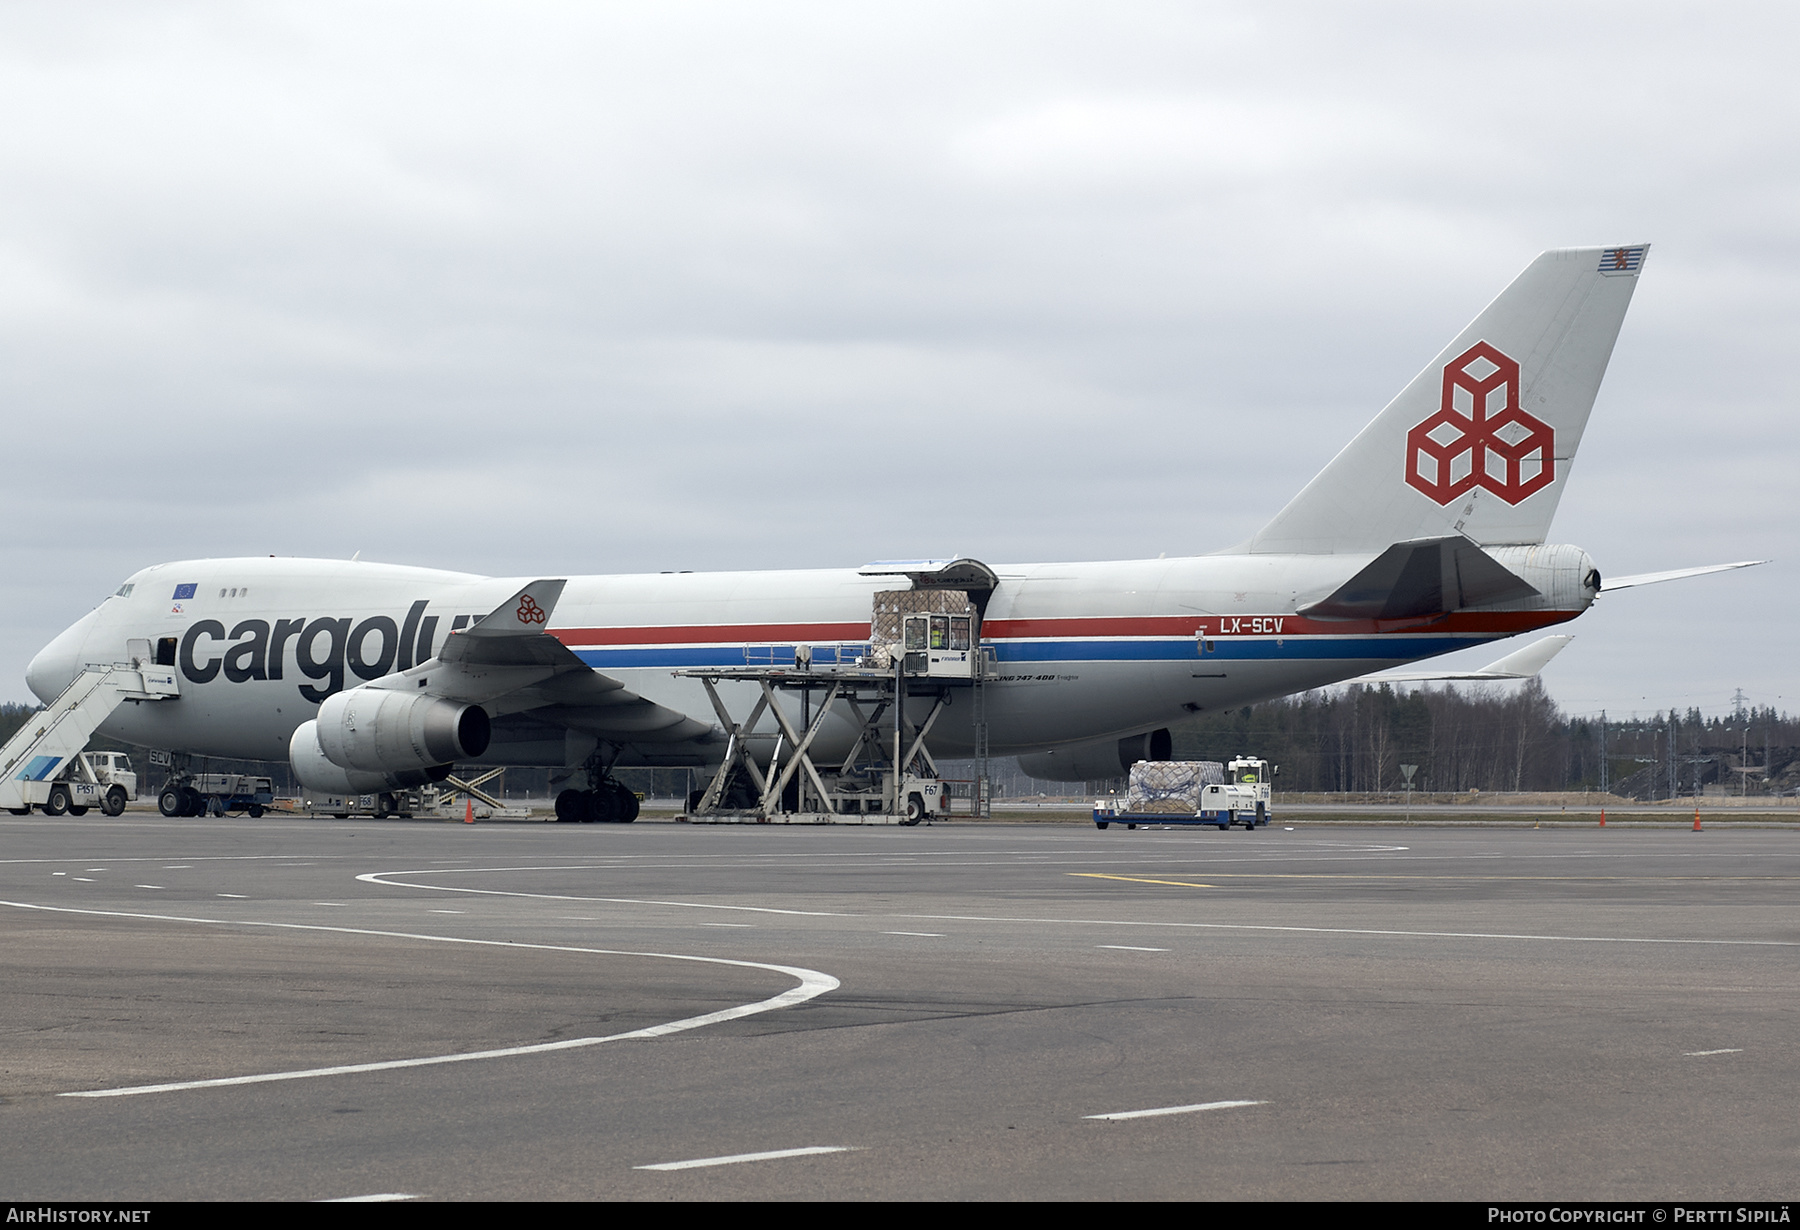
0, 641, 179, 816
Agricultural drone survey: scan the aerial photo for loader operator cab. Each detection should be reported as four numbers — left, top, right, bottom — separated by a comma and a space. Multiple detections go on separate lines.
1228, 758, 1272, 785
901, 613, 974, 678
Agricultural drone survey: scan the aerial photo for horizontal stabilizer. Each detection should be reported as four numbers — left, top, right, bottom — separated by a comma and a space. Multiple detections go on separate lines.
1600, 560, 1766, 591
1300, 536, 1538, 620
1359, 634, 1573, 683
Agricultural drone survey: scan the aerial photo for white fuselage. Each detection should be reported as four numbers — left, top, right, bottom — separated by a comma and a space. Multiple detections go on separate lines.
28, 552, 1589, 770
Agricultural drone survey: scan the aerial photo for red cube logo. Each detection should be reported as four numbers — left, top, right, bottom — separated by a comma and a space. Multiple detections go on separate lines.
1405, 341, 1554, 506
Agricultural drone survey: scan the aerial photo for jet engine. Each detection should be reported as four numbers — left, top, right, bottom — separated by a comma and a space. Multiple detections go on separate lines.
288, 721, 438, 794
315, 688, 490, 773
289, 689, 491, 793
1017, 728, 1172, 782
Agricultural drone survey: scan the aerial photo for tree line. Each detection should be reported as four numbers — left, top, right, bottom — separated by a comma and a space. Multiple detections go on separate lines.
1164, 681, 1800, 798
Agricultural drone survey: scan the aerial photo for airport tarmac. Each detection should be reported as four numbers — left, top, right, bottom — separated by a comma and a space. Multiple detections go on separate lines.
2, 814, 1795, 1201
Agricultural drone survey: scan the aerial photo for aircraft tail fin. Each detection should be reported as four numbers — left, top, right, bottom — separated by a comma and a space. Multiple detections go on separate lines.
1245, 245, 1649, 555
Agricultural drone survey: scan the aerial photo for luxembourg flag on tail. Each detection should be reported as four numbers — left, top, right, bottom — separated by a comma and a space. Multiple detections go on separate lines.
1598, 246, 1647, 274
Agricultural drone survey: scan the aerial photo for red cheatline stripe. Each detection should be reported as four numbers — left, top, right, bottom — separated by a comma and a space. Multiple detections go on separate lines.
550, 622, 871, 646
545, 609, 1578, 646
981, 610, 1576, 638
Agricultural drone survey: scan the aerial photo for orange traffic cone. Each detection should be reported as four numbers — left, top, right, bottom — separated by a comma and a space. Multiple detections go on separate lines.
1598, 808, 1605, 827
465, 798, 475, 824
1693, 804, 1702, 832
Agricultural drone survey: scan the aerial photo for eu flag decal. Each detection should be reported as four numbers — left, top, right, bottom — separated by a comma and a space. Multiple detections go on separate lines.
172, 583, 197, 600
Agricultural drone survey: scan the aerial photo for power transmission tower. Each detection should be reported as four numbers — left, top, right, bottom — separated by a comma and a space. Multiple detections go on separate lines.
1598, 711, 1607, 795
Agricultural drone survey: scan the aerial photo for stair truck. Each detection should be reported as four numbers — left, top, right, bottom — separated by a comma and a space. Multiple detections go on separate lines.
0, 652, 177, 816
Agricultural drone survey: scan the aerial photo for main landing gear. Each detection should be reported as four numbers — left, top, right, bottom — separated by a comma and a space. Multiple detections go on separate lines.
158, 786, 201, 817
554, 781, 640, 824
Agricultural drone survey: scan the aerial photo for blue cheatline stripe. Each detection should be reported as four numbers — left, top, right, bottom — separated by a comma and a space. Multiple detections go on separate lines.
573, 636, 1497, 672
576, 646, 781, 670
994, 637, 1493, 662
574, 644, 874, 670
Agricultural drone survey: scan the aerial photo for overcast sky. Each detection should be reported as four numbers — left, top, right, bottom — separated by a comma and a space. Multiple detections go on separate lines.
3, 2, 1793, 720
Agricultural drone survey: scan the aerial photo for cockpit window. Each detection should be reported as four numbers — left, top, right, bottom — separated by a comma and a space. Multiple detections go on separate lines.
113, 583, 134, 598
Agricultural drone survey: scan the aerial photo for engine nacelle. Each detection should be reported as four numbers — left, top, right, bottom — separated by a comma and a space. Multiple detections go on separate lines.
289, 719, 454, 794
1018, 728, 1172, 782
313, 689, 491, 775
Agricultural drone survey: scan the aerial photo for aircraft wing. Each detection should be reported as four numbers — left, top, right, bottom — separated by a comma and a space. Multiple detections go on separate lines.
1600, 560, 1766, 591
1353, 634, 1574, 684
361, 579, 712, 743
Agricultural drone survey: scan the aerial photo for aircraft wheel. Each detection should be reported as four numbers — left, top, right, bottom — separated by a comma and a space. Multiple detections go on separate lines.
103, 786, 128, 816
181, 787, 204, 817
44, 786, 71, 817
612, 783, 639, 823
721, 770, 759, 810
158, 788, 183, 817
554, 789, 586, 822
588, 788, 617, 823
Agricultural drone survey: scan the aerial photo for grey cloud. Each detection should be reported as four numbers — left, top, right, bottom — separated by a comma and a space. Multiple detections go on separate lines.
2, 2, 1793, 717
